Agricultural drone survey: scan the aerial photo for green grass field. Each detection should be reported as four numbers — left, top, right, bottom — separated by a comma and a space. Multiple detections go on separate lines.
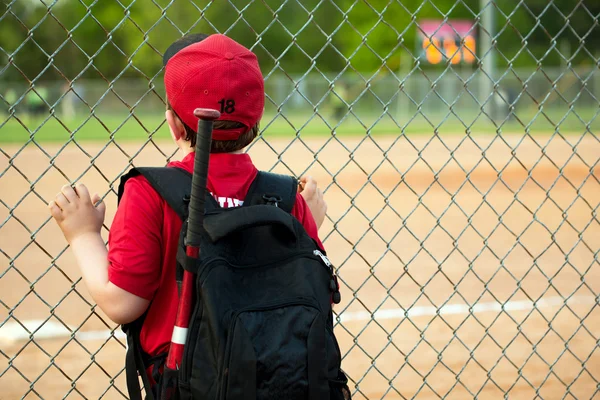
0, 107, 597, 144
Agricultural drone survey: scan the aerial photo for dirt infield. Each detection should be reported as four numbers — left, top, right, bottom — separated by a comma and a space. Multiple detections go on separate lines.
1, 133, 599, 399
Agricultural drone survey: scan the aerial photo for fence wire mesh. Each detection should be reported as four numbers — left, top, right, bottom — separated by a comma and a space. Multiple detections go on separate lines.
1, 0, 599, 399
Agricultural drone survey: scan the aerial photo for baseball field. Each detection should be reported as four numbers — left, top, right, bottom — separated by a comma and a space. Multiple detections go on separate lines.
1, 115, 599, 398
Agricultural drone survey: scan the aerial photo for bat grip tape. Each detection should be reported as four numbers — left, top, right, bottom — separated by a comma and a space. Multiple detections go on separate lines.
186, 119, 213, 247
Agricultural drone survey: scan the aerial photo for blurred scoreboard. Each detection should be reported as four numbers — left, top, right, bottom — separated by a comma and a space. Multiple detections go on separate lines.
418, 19, 476, 65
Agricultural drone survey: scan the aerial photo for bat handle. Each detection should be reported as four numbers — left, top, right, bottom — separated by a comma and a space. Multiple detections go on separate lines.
186, 109, 220, 247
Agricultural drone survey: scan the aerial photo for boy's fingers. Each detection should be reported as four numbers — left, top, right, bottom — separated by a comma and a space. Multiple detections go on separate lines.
55, 192, 69, 209
92, 193, 106, 214
299, 176, 317, 197
94, 195, 107, 216
61, 184, 78, 203
298, 176, 306, 192
75, 184, 91, 202
48, 201, 63, 221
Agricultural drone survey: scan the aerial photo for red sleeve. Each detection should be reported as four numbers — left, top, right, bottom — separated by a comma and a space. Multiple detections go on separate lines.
291, 193, 325, 251
107, 176, 163, 300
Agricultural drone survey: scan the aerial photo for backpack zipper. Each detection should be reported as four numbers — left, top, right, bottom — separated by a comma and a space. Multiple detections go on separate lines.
313, 249, 332, 269
313, 250, 341, 304
201, 249, 332, 273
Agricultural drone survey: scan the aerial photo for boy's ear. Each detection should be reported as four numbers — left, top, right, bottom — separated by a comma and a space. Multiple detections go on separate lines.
165, 110, 186, 141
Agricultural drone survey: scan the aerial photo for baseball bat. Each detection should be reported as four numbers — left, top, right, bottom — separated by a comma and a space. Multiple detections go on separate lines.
165, 108, 220, 370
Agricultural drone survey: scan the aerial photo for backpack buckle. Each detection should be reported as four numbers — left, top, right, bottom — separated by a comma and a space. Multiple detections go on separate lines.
262, 194, 282, 207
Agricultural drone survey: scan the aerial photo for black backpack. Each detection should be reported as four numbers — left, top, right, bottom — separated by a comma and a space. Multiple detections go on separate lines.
117, 166, 351, 400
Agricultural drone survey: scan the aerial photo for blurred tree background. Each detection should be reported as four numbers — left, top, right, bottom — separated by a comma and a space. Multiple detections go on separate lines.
1, 0, 598, 85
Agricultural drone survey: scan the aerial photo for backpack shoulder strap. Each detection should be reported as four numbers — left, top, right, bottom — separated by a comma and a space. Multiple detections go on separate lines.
244, 171, 297, 213
122, 315, 154, 400
118, 166, 193, 220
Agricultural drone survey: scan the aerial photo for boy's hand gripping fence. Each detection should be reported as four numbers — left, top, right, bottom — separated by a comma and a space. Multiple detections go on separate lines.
161, 108, 220, 400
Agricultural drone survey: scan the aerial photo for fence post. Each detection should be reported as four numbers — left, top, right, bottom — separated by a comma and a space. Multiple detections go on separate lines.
479, 0, 496, 121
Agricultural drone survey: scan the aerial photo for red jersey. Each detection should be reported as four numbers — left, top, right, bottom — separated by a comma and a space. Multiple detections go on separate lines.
108, 152, 323, 356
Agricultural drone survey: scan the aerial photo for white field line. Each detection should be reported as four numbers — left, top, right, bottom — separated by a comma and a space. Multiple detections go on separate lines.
1, 296, 596, 344
0, 320, 126, 345
338, 295, 597, 322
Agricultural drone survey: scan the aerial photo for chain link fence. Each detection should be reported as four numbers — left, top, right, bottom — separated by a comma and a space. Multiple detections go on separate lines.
1, 0, 599, 399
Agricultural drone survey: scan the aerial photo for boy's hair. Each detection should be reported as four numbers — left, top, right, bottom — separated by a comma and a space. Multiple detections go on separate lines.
166, 100, 258, 153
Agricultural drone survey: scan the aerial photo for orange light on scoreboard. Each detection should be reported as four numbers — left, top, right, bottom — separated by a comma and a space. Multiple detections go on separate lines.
463, 35, 476, 63
419, 20, 476, 65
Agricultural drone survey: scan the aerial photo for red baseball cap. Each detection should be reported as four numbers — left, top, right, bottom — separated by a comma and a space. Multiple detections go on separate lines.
164, 34, 264, 141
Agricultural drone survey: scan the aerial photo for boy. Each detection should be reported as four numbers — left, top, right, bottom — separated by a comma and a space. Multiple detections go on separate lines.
48, 33, 328, 393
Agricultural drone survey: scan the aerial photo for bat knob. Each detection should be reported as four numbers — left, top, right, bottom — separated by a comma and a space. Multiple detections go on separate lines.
194, 108, 221, 121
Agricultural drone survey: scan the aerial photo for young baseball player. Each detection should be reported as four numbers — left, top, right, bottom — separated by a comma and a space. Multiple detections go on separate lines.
48, 33, 329, 391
